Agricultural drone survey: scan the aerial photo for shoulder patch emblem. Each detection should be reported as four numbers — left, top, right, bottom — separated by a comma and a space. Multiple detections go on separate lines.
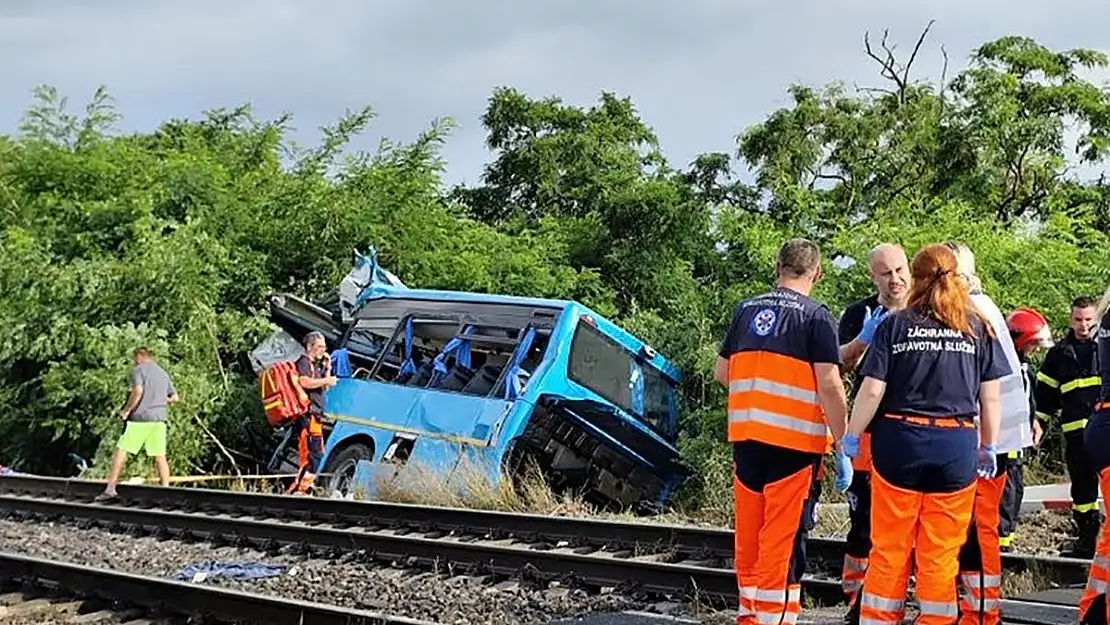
750, 308, 778, 337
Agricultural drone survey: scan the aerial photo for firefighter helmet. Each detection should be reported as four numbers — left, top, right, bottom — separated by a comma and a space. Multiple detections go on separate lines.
1007, 307, 1053, 352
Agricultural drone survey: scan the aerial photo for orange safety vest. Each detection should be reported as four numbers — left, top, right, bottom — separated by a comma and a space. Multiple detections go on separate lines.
727, 350, 832, 454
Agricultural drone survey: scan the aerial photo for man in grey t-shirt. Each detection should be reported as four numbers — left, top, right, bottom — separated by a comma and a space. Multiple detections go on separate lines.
95, 347, 179, 501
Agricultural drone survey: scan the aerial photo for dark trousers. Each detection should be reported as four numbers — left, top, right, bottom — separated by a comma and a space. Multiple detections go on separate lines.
1066, 431, 1100, 509
999, 453, 1024, 541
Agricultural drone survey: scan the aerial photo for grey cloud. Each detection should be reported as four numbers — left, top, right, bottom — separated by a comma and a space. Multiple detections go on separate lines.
1, 0, 1107, 186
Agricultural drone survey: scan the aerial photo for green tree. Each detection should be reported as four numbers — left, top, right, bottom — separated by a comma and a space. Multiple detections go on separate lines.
3, 27, 1109, 519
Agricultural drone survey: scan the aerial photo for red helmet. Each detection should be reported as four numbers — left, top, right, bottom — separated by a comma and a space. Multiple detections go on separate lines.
1007, 307, 1053, 351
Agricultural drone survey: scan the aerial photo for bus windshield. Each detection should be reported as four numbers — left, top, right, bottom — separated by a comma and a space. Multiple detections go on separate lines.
566, 320, 677, 437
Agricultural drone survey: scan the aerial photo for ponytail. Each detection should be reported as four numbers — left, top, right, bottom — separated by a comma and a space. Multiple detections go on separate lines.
907, 244, 990, 338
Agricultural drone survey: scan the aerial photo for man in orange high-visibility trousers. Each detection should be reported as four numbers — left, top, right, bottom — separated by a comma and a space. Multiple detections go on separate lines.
836, 243, 909, 623
1079, 294, 1110, 625
837, 244, 1009, 625
714, 238, 850, 625
947, 242, 1033, 625
290, 331, 337, 495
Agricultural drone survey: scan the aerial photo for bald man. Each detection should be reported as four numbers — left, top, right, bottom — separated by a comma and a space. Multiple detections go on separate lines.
837, 243, 910, 624
840, 244, 910, 370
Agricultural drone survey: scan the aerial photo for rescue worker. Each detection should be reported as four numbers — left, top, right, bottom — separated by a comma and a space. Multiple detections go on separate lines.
289, 331, 337, 495
1000, 307, 1054, 551
1078, 287, 1110, 625
1035, 296, 1103, 558
945, 242, 1032, 625
714, 238, 850, 625
838, 243, 1008, 625
836, 243, 910, 622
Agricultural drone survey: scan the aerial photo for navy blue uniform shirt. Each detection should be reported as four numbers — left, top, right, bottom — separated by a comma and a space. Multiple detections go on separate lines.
719, 286, 841, 477
862, 308, 1009, 492
719, 287, 841, 366
838, 293, 882, 396
860, 309, 1011, 418
1085, 309, 1110, 472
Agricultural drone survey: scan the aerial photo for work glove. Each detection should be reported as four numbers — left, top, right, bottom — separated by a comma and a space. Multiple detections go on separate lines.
856, 306, 889, 346
976, 444, 998, 479
840, 433, 861, 458
834, 452, 854, 493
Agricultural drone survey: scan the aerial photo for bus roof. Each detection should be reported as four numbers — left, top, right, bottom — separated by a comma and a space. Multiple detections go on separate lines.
360, 284, 572, 310
358, 285, 682, 383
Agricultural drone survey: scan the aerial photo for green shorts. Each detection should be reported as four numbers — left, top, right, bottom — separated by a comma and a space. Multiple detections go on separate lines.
117, 421, 167, 457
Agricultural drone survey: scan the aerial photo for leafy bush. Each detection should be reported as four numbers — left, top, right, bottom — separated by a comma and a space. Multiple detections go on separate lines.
2, 31, 1108, 512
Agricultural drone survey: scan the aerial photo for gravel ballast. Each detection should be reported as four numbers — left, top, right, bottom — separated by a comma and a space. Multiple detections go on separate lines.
0, 517, 651, 625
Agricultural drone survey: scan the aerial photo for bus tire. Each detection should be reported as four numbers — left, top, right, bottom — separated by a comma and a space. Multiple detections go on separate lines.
322, 442, 374, 497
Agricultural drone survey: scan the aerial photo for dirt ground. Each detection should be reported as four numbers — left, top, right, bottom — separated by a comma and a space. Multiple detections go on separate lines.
812, 504, 1077, 555
808, 505, 1078, 596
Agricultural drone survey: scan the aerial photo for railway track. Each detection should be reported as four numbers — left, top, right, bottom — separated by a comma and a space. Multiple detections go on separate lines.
0, 475, 1086, 624
0, 551, 437, 624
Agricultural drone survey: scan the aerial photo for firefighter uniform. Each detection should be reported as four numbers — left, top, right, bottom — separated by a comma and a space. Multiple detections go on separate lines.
837, 295, 883, 613
289, 354, 327, 494
1035, 330, 1102, 557
720, 286, 841, 625
849, 309, 1011, 625
1079, 309, 1110, 625
955, 291, 1031, 625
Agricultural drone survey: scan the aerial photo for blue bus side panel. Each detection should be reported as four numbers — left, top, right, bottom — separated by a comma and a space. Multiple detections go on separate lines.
329, 380, 521, 497
320, 378, 422, 463
320, 419, 395, 464
408, 391, 477, 443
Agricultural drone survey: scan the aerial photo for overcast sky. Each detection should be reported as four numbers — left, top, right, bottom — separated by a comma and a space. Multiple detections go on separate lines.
2, 1, 1107, 187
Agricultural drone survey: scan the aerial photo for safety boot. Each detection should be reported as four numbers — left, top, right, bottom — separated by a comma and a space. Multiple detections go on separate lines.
842, 594, 861, 625
1062, 510, 1102, 559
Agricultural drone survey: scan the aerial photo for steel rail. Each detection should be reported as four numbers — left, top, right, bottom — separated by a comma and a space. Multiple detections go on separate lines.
0, 551, 440, 625
0, 494, 748, 603
0, 474, 1091, 586
0, 488, 1081, 624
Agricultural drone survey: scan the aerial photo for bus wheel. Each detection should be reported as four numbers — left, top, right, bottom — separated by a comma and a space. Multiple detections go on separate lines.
322, 443, 373, 498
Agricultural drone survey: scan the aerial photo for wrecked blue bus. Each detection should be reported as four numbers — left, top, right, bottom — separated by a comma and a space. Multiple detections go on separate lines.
259, 250, 690, 511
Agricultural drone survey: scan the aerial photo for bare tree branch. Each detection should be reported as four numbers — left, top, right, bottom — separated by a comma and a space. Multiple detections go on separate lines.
864, 29, 907, 97
862, 22, 939, 105
855, 85, 897, 97
903, 20, 937, 91
938, 44, 950, 118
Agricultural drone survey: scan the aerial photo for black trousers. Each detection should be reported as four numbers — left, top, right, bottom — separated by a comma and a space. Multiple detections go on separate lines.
999, 453, 1024, 539
1066, 431, 1100, 508
845, 470, 872, 558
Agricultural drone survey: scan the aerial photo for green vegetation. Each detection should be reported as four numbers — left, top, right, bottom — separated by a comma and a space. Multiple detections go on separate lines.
2, 27, 1109, 518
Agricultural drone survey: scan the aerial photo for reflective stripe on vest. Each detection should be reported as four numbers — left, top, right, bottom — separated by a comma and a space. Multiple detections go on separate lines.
1063, 419, 1089, 433
1036, 371, 1059, 388
727, 349, 830, 453
1061, 376, 1101, 394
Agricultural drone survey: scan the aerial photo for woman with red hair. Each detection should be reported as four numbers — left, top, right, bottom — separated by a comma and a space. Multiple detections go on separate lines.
838, 244, 1010, 625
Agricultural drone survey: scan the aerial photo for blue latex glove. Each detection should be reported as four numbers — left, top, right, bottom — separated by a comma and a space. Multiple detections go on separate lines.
840, 434, 861, 459
976, 444, 998, 479
834, 452, 854, 493
857, 306, 889, 346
